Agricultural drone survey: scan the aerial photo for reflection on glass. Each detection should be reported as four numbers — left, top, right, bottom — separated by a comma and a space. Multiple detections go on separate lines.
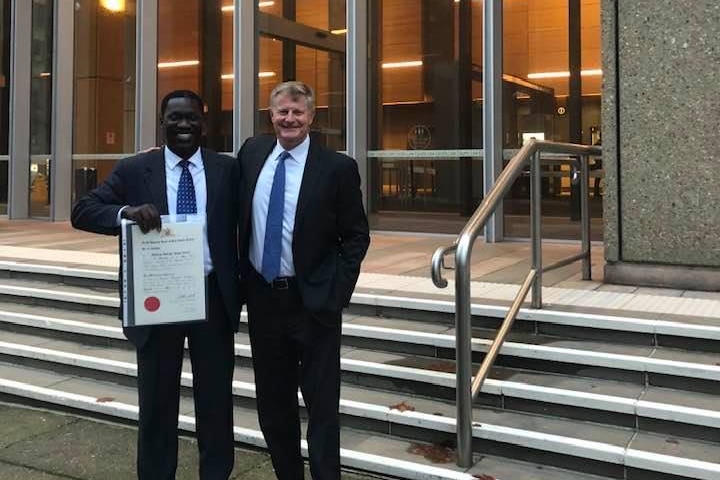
1, 0, 10, 214
29, 157, 51, 217
368, 0, 482, 232
158, 0, 232, 152
502, 0, 603, 240
30, 0, 54, 217
71, 159, 117, 204
257, 0, 347, 150
74, 0, 136, 155
0, 159, 7, 215
367, 1, 602, 239
0, 0, 9, 157
370, 0, 482, 151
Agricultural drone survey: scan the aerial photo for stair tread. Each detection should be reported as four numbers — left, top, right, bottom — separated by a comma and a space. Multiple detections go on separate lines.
0, 338, 685, 456
0, 278, 116, 297
629, 430, 720, 466
640, 386, 720, 412
4, 312, 720, 420
0, 300, 120, 327
4, 300, 717, 376
4, 272, 720, 334
0, 367, 615, 480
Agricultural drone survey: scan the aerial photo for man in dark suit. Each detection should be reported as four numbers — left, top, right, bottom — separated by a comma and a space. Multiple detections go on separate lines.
237, 81, 370, 480
71, 90, 240, 480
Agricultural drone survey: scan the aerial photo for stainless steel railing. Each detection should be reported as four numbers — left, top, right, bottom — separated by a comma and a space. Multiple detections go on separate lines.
431, 139, 602, 467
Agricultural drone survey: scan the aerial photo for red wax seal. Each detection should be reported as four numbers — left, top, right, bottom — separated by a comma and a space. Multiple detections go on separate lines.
144, 296, 161, 312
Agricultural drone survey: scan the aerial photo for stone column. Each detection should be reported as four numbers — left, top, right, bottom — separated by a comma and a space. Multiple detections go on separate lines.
602, 0, 720, 290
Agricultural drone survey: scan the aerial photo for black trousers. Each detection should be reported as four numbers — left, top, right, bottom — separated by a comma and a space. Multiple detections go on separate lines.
247, 268, 341, 480
135, 274, 235, 480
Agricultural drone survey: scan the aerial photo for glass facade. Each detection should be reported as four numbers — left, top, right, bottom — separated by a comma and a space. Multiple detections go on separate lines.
73, 0, 136, 202
368, 0, 483, 232
29, 0, 54, 218
0, 0, 9, 214
4, 0, 602, 240
367, 0, 602, 239
257, 0, 347, 151
502, 0, 603, 239
158, 0, 233, 152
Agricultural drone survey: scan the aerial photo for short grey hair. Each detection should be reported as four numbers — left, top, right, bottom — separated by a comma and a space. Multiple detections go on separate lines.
269, 81, 315, 112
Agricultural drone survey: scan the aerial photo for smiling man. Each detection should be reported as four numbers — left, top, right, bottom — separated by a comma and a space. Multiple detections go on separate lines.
237, 81, 370, 479
71, 90, 241, 480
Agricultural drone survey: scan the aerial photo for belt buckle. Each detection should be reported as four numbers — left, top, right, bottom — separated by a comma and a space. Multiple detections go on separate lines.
273, 277, 289, 290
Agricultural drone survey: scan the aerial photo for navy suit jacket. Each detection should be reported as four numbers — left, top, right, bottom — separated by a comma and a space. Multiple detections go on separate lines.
71, 148, 241, 348
237, 135, 370, 326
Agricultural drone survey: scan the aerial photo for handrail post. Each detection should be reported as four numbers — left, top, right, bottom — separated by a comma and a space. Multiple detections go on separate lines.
530, 151, 543, 308
580, 155, 591, 280
455, 238, 474, 468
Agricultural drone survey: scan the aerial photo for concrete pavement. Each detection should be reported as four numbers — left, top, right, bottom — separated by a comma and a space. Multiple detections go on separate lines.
0, 402, 377, 480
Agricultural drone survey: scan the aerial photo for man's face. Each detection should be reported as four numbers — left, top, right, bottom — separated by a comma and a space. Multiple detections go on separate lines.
161, 97, 206, 159
269, 93, 315, 151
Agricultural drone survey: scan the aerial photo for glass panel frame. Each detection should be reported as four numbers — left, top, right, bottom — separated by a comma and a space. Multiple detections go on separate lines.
29, 0, 54, 218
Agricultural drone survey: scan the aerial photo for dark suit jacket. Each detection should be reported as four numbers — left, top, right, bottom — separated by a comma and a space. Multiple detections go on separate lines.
237, 135, 370, 325
71, 148, 241, 348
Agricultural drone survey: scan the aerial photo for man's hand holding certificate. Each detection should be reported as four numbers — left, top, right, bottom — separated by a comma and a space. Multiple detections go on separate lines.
122, 215, 207, 327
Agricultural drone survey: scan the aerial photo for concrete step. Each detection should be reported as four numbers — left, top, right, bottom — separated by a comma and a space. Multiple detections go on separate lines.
0, 362, 615, 480
2, 264, 720, 352
1, 302, 719, 442
2, 265, 719, 478
1, 278, 719, 394
1, 336, 719, 480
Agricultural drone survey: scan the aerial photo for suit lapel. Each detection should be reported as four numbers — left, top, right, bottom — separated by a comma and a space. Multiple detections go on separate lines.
202, 148, 222, 220
143, 149, 169, 214
293, 139, 323, 234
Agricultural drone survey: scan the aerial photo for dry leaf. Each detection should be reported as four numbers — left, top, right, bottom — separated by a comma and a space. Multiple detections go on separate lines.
389, 401, 416, 412
407, 443, 456, 464
473, 475, 496, 480
96, 397, 115, 403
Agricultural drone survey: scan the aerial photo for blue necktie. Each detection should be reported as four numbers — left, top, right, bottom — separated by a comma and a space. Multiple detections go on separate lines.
176, 160, 197, 214
261, 151, 291, 282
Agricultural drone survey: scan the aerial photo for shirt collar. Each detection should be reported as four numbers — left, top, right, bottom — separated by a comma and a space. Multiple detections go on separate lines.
271, 135, 310, 163
165, 146, 203, 169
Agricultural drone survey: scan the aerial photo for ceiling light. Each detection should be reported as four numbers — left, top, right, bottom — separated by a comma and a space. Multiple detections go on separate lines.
221, 72, 276, 80
527, 69, 603, 79
222, 1, 274, 12
157, 60, 200, 69
382, 60, 423, 69
100, 0, 125, 13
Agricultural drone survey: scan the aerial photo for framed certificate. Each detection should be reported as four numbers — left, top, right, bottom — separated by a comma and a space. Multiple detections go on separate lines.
121, 215, 207, 327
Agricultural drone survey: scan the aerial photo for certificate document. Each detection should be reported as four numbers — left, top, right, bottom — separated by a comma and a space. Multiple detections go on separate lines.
121, 215, 207, 327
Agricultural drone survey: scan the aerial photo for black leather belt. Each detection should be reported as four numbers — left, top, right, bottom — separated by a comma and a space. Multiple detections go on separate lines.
269, 276, 294, 290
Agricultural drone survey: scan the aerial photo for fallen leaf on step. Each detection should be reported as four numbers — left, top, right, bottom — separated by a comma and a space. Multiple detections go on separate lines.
96, 397, 115, 403
407, 443, 456, 463
473, 475, 496, 480
389, 401, 416, 412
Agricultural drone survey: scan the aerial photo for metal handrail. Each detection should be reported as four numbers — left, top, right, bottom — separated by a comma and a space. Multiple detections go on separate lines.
430, 139, 602, 467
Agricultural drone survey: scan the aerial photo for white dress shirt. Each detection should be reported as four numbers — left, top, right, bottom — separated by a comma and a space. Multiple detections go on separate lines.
164, 147, 213, 275
249, 135, 309, 277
